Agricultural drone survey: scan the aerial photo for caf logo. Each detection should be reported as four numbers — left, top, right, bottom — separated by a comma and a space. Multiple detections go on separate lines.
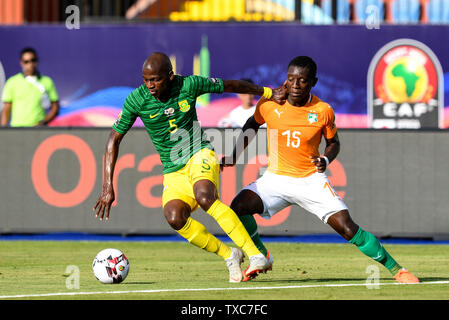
368, 39, 443, 129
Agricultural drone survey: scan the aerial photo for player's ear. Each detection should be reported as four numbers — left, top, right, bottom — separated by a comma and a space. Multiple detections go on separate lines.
312, 77, 318, 87
168, 70, 175, 81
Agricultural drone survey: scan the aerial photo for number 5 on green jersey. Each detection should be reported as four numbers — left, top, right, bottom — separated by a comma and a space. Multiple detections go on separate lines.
169, 119, 178, 133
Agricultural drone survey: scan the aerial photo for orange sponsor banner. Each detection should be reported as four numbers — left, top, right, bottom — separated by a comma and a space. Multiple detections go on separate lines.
30, 133, 348, 229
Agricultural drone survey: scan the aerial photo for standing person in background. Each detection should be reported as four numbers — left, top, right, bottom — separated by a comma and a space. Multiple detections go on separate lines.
1, 47, 59, 127
219, 78, 265, 128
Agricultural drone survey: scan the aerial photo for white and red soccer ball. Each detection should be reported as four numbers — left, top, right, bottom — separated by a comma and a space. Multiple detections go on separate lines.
92, 248, 130, 284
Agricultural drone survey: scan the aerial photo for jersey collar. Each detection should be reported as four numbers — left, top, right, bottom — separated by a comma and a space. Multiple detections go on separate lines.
285, 93, 314, 109
307, 93, 313, 104
21, 71, 41, 79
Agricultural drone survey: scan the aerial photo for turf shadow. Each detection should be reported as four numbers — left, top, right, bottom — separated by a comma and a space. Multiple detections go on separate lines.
244, 276, 449, 284
415, 277, 449, 282
250, 277, 394, 283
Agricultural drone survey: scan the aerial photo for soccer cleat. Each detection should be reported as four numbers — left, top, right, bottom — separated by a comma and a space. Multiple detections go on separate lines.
393, 268, 420, 284
242, 251, 273, 282
225, 247, 245, 283
266, 250, 274, 269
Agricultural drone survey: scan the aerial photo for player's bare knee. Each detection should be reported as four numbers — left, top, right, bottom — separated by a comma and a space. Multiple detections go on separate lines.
165, 215, 187, 231
195, 191, 217, 211
164, 207, 188, 230
328, 210, 357, 240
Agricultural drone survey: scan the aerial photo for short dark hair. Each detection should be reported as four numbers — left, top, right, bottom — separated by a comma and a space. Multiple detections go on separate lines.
288, 56, 317, 78
20, 47, 38, 60
240, 78, 254, 84
143, 52, 172, 74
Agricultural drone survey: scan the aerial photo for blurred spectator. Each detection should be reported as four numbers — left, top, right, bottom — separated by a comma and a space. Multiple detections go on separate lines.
426, 0, 449, 24
355, 0, 385, 24
1, 47, 59, 127
391, 0, 420, 23
126, 0, 158, 19
219, 78, 266, 128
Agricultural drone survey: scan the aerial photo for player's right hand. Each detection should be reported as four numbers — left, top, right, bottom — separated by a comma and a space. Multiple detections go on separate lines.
93, 187, 115, 221
310, 156, 327, 173
220, 155, 236, 171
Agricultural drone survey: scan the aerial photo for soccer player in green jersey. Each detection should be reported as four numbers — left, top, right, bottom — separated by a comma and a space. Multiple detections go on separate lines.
94, 52, 286, 282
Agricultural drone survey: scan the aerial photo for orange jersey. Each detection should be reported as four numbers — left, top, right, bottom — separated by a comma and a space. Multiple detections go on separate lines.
254, 95, 337, 178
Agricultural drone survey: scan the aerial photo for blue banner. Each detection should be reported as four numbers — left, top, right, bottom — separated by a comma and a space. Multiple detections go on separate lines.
0, 24, 448, 127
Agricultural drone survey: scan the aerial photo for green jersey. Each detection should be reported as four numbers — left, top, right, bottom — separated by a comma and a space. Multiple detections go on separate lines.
113, 75, 224, 174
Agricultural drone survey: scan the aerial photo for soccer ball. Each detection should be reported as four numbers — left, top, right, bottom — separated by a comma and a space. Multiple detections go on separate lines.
92, 248, 130, 284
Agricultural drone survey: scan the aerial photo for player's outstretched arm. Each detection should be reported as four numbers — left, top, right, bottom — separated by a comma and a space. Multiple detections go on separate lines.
94, 129, 125, 221
222, 80, 287, 104
221, 115, 261, 169
310, 133, 340, 173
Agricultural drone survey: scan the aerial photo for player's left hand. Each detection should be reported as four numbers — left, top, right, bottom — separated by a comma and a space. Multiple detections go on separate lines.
271, 81, 288, 104
310, 156, 327, 173
93, 187, 115, 221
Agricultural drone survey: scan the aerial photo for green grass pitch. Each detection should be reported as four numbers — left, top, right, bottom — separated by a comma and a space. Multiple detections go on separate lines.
1, 241, 448, 300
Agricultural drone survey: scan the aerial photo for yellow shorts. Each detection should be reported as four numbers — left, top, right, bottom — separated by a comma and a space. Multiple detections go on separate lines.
162, 148, 220, 212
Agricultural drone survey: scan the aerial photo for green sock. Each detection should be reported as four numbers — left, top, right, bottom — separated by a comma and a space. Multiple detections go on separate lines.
349, 227, 402, 275
239, 214, 268, 256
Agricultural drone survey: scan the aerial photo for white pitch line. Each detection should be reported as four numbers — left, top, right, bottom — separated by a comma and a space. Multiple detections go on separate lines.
1, 281, 448, 299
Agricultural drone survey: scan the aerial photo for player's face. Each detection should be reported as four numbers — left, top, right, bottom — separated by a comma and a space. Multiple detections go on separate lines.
142, 67, 173, 99
286, 66, 317, 105
20, 52, 38, 76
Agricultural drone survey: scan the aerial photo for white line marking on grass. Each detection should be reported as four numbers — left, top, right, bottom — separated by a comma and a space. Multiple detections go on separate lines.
1, 281, 448, 299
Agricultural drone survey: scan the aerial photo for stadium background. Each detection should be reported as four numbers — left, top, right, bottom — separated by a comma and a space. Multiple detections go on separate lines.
1, 0, 448, 239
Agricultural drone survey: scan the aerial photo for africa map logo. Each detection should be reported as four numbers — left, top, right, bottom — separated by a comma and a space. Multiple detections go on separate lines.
368, 39, 443, 129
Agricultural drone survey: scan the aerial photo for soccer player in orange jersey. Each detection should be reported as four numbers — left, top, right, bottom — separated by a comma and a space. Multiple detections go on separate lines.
222, 56, 419, 283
